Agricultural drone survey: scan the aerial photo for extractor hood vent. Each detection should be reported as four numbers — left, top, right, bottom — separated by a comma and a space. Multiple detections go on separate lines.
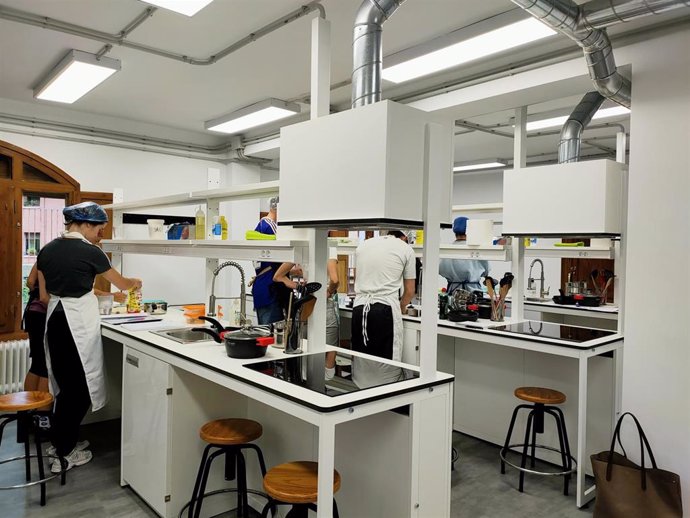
279, 100, 453, 230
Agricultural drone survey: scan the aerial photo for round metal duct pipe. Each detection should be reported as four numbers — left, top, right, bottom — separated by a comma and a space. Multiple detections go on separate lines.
558, 91, 606, 163
351, 0, 406, 108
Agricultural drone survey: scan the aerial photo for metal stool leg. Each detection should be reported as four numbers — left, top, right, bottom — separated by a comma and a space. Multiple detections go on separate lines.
244, 443, 267, 477
193, 448, 224, 518
20, 414, 32, 483
518, 410, 535, 493
500, 404, 532, 474
551, 406, 573, 495
188, 444, 213, 518
32, 416, 48, 506
235, 450, 248, 518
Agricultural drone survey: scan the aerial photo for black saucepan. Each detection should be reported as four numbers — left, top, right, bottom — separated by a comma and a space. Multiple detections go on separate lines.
192, 326, 273, 358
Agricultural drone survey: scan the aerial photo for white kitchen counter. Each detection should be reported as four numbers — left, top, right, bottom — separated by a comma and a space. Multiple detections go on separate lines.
102, 312, 454, 518
339, 306, 623, 507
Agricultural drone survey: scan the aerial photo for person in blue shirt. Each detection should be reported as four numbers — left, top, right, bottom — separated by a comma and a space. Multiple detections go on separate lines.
251, 197, 284, 324
439, 216, 490, 294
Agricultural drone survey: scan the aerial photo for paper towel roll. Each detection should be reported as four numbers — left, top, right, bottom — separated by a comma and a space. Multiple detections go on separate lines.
466, 219, 494, 246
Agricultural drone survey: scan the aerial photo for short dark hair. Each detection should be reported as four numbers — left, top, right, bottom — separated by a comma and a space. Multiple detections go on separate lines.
388, 230, 406, 239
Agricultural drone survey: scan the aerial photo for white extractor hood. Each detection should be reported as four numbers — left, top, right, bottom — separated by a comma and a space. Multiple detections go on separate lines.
279, 100, 453, 229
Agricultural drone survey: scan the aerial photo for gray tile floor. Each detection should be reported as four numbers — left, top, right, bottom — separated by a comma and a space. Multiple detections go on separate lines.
0, 420, 594, 517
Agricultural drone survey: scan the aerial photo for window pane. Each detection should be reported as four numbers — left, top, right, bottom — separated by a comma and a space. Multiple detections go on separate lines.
23, 195, 40, 207
23, 162, 58, 183
0, 154, 10, 180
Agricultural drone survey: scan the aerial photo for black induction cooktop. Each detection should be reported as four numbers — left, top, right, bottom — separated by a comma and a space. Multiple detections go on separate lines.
489, 321, 616, 343
244, 352, 419, 397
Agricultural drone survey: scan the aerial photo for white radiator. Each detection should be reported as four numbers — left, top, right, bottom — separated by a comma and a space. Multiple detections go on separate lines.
0, 340, 30, 395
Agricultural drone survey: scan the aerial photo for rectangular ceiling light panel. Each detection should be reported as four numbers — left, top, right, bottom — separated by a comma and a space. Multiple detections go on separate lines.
205, 98, 301, 134
453, 161, 506, 172
383, 15, 556, 84
526, 106, 631, 131
34, 50, 121, 104
142, 0, 214, 16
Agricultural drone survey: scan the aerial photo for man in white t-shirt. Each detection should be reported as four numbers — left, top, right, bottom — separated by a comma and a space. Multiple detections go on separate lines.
351, 231, 416, 366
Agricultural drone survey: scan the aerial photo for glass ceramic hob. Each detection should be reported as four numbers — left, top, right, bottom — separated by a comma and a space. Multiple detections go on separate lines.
489, 320, 616, 343
243, 351, 419, 397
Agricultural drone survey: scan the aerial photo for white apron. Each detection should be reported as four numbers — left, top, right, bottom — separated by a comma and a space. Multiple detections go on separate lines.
44, 232, 107, 412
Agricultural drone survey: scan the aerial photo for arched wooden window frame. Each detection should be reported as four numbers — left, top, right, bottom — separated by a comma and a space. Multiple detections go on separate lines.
0, 139, 81, 339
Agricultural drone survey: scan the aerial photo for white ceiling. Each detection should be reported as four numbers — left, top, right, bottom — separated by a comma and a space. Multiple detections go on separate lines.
0, 0, 687, 163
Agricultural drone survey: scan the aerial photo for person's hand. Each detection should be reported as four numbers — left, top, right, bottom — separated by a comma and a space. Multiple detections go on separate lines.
248, 276, 256, 287
113, 291, 127, 304
130, 278, 143, 290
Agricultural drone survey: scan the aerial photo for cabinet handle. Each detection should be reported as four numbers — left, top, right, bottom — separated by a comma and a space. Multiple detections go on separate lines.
126, 354, 139, 368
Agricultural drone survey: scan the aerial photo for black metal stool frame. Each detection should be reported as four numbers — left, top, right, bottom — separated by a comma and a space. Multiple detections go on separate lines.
260, 498, 340, 518
500, 402, 576, 495
0, 410, 64, 506
187, 442, 268, 518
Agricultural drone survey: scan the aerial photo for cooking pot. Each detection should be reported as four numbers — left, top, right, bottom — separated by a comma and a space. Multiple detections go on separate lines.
447, 308, 478, 322
476, 303, 492, 320
552, 295, 576, 305
192, 326, 273, 359
574, 294, 602, 307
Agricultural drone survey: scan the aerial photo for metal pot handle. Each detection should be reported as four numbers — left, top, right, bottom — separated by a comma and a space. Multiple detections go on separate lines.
191, 327, 222, 343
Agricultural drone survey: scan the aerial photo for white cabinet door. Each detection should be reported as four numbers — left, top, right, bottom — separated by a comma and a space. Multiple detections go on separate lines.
122, 347, 172, 517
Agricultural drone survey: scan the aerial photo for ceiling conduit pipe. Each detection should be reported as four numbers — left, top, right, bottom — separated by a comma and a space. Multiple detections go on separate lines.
558, 91, 606, 163
351, 0, 406, 108
580, 0, 690, 29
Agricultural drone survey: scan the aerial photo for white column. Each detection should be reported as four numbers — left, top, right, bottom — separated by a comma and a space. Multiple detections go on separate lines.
513, 106, 527, 168
311, 15, 331, 120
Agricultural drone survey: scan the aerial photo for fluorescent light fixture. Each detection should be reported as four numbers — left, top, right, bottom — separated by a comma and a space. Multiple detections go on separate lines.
142, 0, 214, 16
526, 106, 631, 131
453, 160, 506, 172
205, 98, 301, 134
382, 13, 556, 84
34, 50, 120, 104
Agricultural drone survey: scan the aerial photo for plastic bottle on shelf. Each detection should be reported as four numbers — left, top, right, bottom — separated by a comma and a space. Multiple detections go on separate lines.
438, 288, 448, 320
220, 215, 228, 240
212, 216, 222, 240
194, 206, 206, 240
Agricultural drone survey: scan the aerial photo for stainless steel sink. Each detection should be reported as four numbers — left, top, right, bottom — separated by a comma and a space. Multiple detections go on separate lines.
152, 327, 215, 344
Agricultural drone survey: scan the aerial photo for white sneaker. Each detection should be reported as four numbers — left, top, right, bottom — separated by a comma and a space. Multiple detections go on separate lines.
50, 448, 93, 473
46, 440, 90, 458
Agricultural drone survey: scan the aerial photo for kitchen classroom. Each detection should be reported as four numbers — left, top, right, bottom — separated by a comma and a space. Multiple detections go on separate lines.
0, 1, 688, 517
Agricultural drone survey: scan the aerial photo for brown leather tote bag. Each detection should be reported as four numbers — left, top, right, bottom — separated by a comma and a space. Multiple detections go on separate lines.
591, 412, 682, 518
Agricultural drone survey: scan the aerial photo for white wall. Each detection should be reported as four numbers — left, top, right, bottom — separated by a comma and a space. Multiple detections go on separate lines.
621, 28, 690, 509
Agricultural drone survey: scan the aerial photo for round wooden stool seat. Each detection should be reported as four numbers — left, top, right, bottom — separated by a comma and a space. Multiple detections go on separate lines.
199, 418, 262, 445
0, 391, 53, 412
514, 387, 566, 405
263, 461, 341, 504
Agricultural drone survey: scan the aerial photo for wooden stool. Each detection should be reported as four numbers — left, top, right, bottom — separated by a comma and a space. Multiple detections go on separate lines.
0, 391, 59, 506
499, 387, 576, 495
260, 461, 341, 518
187, 418, 267, 518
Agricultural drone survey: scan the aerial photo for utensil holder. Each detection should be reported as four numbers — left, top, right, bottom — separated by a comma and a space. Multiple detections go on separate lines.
285, 320, 306, 354
490, 300, 505, 322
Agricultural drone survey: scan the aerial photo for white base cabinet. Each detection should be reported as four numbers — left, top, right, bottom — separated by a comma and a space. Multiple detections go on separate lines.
121, 347, 173, 517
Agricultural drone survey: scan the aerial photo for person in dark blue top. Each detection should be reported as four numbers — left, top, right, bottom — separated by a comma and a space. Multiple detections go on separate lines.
251, 197, 284, 324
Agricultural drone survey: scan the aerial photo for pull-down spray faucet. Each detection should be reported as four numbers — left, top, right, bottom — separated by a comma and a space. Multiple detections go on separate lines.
207, 261, 247, 325
527, 258, 547, 299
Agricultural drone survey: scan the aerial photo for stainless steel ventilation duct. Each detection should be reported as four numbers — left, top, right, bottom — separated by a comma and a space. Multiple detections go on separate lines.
512, 0, 690, 108
558, 91, 605, 163
351, 0, 406, 108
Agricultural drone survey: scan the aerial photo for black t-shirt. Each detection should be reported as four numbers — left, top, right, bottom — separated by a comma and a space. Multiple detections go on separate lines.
37, 238, 112, 298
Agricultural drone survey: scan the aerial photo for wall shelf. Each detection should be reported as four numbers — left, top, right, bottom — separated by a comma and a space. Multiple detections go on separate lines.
102, 181, 279, 211
335, 242, 510, 261
523, 246, 614, 260
101, 239, 307, 263
451, 203, 503, 214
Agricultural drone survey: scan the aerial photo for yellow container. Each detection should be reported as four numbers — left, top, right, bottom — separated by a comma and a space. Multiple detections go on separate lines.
415, 230, 424, 246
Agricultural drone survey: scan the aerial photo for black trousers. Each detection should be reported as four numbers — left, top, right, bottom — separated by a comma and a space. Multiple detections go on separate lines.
351, 303, 394, 360
46, 308, 91, 457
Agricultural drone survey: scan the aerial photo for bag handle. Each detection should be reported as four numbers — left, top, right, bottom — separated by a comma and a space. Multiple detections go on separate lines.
606, 412, 658, 490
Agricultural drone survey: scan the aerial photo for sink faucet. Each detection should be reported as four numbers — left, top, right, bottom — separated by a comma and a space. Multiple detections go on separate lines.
208, 260, 248, 325
527, 258, 547, 298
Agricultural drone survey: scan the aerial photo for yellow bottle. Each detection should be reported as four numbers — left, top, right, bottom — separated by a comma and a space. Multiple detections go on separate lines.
220, 215, 228, 240
416, 230, 424, 246
194, 206, 205, 240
